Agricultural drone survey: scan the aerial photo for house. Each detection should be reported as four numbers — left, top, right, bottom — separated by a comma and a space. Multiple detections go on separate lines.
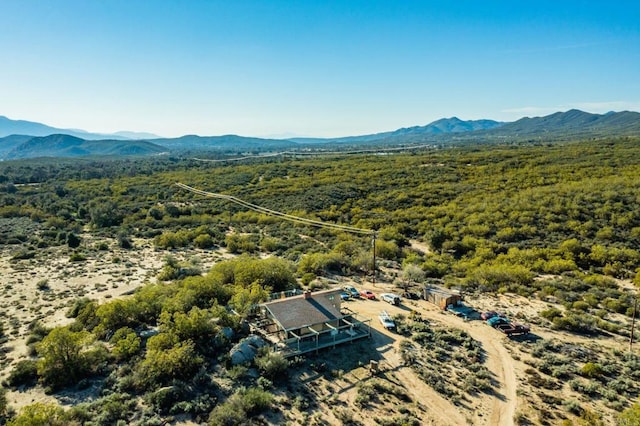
423, 286, 462, 310
251, 288, 371, 357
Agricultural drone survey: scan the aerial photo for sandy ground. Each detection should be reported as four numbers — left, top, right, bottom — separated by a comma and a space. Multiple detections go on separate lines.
0, 236, 229, 411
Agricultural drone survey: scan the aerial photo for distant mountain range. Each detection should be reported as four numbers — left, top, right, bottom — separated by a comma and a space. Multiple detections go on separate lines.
0, 116, 160, 140
0, 110, 638, 160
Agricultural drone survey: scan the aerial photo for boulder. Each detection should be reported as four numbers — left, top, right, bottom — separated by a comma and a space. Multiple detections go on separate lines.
229, 335, 267, 365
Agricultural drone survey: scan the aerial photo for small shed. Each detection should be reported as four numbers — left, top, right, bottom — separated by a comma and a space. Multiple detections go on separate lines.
423, 287, 462, 310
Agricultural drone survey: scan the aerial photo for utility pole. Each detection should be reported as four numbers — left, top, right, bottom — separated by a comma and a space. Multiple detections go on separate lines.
371, 233, 376, 285
630, 297, 638, 353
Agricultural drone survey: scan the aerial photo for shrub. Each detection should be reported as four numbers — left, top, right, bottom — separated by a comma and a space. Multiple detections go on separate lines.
208, 387, 273, 426
7, 402, 67, 426
563, 399, 583, 416
254, 349, 289, 380
66, 297, 93, 319
540, 308, 563, 322
66, 233, 81, 248
135, 341, 203, 388
572, 301, 590, 311
580, 362, 604, 378
7, 360, 38, 388
36, 279, 49, 291
69, 251, 87, 262
0, 386, 7, 418
11, 249, 35, 260
37, 327, 93, 390
110, 327, 141, 361
145, 385, 185, 414
301, 272, 316, 286
194, 233, 214, 249
617, 403, 640, 425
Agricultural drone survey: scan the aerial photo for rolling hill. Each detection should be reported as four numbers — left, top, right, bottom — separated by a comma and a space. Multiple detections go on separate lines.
4, 134, 167, 159
469, 109, 640, 141
288, 117, 503, 144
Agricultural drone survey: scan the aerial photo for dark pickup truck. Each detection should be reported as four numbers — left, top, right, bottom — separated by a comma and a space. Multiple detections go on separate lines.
495, 322, 530, 336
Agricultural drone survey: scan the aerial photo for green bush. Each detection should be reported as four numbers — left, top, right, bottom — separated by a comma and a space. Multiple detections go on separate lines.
194, 233, 214, 249
208, 387, 273, 426
7, 360, 38, 388
7, 402, 67, 426
135, 341, 203, 388
580, 362, 604, 378
540, 308, 563, 322
69, 251, 87, 262
254, 349, 289, 380
109, 327, 141, 361
0, 386, 7, 418
37, 327, 93, 390
617, 403, 640, 425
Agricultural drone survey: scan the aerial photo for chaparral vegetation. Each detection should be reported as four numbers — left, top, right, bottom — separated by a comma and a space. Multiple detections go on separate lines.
1, 137, 640, 425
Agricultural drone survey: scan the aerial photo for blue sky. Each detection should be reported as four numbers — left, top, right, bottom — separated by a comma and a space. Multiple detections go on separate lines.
1, 1, 638, 137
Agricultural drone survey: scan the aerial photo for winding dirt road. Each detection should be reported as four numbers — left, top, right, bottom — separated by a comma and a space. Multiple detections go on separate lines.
350, 288, 518, 426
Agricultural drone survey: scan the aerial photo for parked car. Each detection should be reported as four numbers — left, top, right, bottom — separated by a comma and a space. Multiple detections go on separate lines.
481, 311, 506, 321
380, 293, 401, 305
340, 292, 351, 301
379, 311, 396, 330
495, 322, 530, 336
486, 316, 530, 336
402, 291, 421, 300
486, 316, 509, 327
360, 290, 376, 300
343, 286, 360, 298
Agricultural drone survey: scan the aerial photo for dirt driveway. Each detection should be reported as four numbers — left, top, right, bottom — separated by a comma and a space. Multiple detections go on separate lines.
344, 284, 518, 426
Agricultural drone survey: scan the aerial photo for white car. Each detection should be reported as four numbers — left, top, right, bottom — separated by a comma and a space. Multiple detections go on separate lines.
379, 311, 396, 329
380, 293, 401, 305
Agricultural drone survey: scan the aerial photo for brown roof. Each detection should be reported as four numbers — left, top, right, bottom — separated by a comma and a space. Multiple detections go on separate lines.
263, 288, 343, 331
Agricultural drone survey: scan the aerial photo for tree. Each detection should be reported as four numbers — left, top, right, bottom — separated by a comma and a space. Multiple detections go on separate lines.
89, 200, 123, 228
66, 232, 81, 248
7, 402, 66, 426
135, 340, 203, 388
402, 264, 425, 291
230, 283, 269, 317
37, 327, 92, 389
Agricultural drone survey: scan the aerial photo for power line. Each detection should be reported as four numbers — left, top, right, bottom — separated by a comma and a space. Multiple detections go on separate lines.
175, 182, 375, 235
175, 182, 379, 283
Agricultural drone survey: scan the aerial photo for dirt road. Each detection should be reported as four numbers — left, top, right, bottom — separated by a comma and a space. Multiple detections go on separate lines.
348, 287, 518, 426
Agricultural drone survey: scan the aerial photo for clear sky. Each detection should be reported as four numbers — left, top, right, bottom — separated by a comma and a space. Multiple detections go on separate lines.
1, 1, 638, 138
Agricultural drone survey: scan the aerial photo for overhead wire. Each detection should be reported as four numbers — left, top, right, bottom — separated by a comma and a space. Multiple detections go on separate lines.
175, 182, 374, 236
